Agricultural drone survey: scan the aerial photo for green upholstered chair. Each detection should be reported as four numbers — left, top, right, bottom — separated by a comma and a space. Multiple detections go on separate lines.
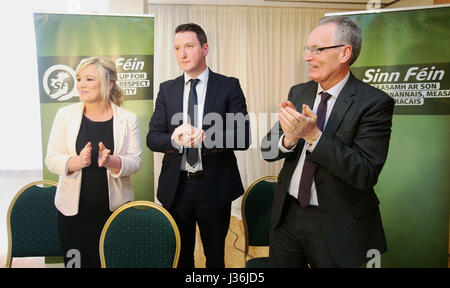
241, 176, 277, 268
99, 201, 180, 268
6, 180, 62, 268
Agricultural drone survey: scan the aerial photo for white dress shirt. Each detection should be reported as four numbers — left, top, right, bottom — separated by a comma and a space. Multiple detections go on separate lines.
279, 72, 350, 206
180, 67, 209, 172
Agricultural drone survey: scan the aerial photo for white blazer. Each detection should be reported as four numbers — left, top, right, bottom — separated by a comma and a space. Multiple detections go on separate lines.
45, 102, 142, 216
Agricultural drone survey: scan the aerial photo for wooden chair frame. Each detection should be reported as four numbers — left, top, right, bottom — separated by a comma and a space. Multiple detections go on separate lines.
5, 180, 58, 268
241, 175, 277, 263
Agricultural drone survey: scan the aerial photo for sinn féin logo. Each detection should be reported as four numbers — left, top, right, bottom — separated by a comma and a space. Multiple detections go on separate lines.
43, 64, 78, 101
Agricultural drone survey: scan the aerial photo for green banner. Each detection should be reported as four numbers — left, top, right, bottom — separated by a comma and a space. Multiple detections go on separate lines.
34, 13, 154, 202
343, 6, 449, 267
351, 6, 450, 115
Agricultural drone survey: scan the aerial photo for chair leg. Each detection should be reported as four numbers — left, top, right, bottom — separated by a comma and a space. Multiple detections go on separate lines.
5, 255, 12, 268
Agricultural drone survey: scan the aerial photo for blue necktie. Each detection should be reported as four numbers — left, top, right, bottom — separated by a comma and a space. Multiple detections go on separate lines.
186, 79, 200, 167
297, 91, 331, 206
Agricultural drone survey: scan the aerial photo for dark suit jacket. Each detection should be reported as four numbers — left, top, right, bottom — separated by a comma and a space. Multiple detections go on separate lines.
147, 69, 250, 209
261, 73, 395, 267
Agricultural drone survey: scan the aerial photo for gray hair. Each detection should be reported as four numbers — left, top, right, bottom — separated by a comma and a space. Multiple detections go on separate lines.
317, 16, 362, 66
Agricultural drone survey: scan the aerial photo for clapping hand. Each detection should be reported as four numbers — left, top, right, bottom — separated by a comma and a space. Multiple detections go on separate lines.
79, 142, 92, 168
68, 142, 91, 174
279, 100, 321, 149
172, 123, 205, 148
98, 142, 112, 168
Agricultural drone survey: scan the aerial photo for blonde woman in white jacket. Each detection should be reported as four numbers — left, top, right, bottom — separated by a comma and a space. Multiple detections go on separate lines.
45, 56, 142, 268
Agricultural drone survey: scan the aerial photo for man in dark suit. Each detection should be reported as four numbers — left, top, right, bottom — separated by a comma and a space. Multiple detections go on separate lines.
147, 23, 250, 268
261, 16, 394, 268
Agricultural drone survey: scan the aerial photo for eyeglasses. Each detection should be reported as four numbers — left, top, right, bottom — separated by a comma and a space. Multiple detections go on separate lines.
303, 45, 345, 55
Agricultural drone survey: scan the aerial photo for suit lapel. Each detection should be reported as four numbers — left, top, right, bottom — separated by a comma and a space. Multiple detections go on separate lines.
297, 81, 317, 111
323, 73, 356, 136
292, 81, 317, 157
203, 69, 219, 120
112, 103, 126, 154
174, 75, 185, 115
68, 102, 84, 155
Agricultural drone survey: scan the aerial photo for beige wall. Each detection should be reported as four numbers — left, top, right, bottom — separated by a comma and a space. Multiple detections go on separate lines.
388, 0, 434, 8
109, 0, 144, 14
109, 0, 449, 14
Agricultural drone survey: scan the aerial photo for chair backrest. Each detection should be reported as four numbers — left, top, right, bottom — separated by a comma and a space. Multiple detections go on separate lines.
241, 176, 277, 259
6, 180, 62, 267
99, 201, 180, 268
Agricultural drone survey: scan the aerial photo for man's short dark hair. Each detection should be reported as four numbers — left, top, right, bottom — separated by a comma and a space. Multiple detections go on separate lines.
175, 23, 208, 46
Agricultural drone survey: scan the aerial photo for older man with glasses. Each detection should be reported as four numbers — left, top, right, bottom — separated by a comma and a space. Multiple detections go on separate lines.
261, 15, 395, 268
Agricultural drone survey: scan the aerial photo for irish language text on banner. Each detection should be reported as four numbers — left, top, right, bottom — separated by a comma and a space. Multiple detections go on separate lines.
34, 13, 154, 201
350, 6, 450, 115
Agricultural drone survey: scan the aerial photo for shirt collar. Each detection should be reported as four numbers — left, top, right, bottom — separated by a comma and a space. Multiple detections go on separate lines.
184, 67, 209, 86
317, 71, 350, 98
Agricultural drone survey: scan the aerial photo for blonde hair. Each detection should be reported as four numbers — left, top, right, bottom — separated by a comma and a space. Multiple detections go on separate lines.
76, 56, 123, 106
